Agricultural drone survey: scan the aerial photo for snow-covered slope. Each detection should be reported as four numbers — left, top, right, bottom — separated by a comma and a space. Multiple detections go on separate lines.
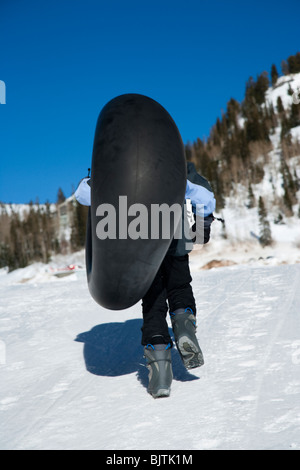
0, 252, 299, 450
0, 202, 57, 219
210, 72, 300, 261
265, 72, 300, 113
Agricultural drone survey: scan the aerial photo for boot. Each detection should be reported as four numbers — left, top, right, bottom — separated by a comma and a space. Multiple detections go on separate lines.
170, 308, 204, 369
144, 344, 173, 398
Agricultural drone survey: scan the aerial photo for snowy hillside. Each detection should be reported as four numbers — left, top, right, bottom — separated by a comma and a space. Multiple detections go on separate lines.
0, 250, 300, 450
0, 202, 57, 219
208, 72, 300, 267
265, 72, 300, 113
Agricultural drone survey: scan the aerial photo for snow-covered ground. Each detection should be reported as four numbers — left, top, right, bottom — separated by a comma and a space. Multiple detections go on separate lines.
0, 247, 300, 450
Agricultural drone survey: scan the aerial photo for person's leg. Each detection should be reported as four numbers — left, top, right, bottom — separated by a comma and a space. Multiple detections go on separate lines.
162, 254, 196, 314
163, 254, 204, 369
141, 263, 173, 398
141, 264, 172, 347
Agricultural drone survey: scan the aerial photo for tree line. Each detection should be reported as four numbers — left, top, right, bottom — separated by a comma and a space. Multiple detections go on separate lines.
0, 191, 88, 271
186, 52, 300, 222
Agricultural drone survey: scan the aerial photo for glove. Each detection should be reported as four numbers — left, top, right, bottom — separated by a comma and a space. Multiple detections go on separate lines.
191, 213, 214, 245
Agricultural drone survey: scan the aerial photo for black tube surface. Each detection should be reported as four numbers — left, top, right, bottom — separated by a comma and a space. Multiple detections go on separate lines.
86, 94, 186, 310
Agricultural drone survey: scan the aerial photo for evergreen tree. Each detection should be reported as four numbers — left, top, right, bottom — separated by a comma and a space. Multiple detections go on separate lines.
271, 64, 279, 86
247, 183, 255, 208
9, 212, 27, 270
266, 102, 277, 133
57, 188, 66, 204
237, 128, 250, 162
280, 155, 297, 214
0, 200, 62, 271
287, 52, 300, 74
280, 114, 291, 139
215, 117, 222, 136
255, 72, 269, 105
294, 169, 300, 191
71, 201, 88, 251
283, 186, 293, 215
245, 107, 270, 143
211, 161, 226, 211
41, 202, 56, 263
220, 217, 227, 240
210, 125, 221, 146
277, 96, 285, 114
244, 73, 269, 108
287, 84, 294, 96
281, 60, 289, 76
185, 143, 193, 161
226, 98, 240, 130
290, 103, 300, 128
258, 197, 273, 246
0, 242, 10, 269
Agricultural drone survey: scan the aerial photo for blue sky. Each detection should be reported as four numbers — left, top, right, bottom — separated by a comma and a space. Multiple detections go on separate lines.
0, 0, 299, 203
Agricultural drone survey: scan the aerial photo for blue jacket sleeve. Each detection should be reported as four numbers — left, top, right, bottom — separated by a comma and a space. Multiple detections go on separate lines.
75, 176, 216, 216
75, 177, 91, 206
185, 180, 216, 217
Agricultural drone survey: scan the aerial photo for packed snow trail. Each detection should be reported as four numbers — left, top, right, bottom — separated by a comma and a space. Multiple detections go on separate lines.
0, 262, 300, 450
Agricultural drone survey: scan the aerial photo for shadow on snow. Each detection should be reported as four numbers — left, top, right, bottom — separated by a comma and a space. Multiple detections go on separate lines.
75, 319, 199, 389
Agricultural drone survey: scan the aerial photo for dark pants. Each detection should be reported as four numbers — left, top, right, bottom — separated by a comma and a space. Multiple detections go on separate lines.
141, 254, 196, 346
